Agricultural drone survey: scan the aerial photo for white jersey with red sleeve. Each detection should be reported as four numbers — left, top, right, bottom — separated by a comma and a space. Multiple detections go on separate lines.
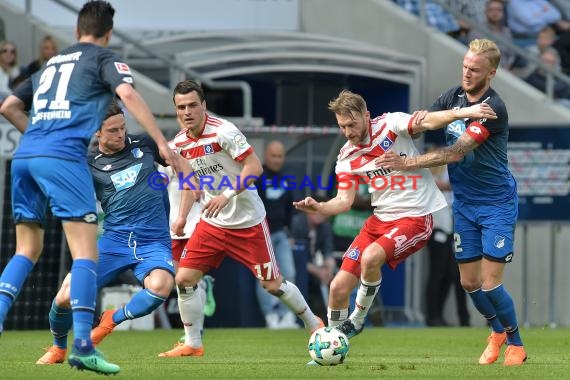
171, 114, 266, 229
335, 112, 447, 221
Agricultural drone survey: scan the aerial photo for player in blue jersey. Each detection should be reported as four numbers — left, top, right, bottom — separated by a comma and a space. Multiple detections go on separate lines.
0, 1, 178, 375
376, 39, 526, 366
34, 101, 175, 365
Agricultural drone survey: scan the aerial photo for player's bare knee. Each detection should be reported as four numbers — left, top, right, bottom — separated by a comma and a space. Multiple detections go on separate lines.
460, 278, 481, 292
329, 278, 350, 302
361, 247, 385, 269
175, 273, 198, 289
481, 277, 502, 291
145, 270, 174, 297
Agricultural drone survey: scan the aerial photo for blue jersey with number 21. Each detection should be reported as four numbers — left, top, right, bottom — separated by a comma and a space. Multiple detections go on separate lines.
13, 42, 134, 160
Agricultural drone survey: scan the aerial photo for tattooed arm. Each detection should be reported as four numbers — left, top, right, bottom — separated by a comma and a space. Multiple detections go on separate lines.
408, 103, 496, 135
375, 133, 479, 171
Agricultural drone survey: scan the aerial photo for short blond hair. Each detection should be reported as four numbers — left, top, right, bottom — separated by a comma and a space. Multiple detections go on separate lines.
328, 90, 367, 118
469, 38, 501, 69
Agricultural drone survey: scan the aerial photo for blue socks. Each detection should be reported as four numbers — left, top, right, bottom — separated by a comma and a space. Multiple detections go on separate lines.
48, 300, 73, 349
484, 285, 523, 346
112, 289, 166, 324
0, 254, 35, 328
70, 259, 97, 353
467, 288, 505, 333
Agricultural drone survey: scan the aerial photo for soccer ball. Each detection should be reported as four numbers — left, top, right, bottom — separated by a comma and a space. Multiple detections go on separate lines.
308, 326, 350, 365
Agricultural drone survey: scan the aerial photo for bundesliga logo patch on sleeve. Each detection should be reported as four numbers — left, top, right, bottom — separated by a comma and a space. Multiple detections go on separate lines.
233, 133, 248, 148
114, 62, 132, 75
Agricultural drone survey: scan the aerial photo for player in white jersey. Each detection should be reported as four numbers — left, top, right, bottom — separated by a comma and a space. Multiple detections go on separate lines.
158, 80, 324, 357
294, 90, 495, 340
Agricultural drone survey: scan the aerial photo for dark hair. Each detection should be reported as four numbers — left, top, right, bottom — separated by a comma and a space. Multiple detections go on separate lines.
172, 80, 205, 104
105, 100, 123, 118
77, 1, 115, 38
98, 100, 123, 130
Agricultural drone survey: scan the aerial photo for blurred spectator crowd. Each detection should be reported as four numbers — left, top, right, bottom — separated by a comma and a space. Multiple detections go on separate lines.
395, 0, 570, 108
0, 33, 59, 104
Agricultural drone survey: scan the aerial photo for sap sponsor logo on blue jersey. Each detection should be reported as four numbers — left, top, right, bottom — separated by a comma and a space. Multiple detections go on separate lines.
447, 106, 467, 136
447, 120, 466, 136
345, 247, 360, 261
131, 147, 144, 159
110, 163, 142, 191
203, 144, 215, 155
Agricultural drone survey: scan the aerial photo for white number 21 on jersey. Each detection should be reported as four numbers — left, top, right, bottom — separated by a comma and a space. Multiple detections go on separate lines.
32, 63, 75, 111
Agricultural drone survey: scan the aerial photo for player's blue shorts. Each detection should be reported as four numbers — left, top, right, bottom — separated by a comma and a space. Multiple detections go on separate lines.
452, 196, 518, 263
11, 157, 97, 225
97, 230, 174, 288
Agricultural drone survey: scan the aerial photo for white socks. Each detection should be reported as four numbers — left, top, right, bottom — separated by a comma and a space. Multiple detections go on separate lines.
349, 278, 381, 328
327, 308, 349, 327
177, 284, 206, 348
277, 280, 321, 331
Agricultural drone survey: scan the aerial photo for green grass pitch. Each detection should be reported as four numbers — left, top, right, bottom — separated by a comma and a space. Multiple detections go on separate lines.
1, 327, 569, 379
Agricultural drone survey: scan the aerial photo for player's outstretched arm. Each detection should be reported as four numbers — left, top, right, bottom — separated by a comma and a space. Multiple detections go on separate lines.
0, 94, 28, 133
409, 103, 497, 135
376, 132, 480, 171
293, 187, 356, 216
115, 83, 179, 171
0, 95, 28, 133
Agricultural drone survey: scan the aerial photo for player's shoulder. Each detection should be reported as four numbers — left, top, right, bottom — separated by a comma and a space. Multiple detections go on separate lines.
337, 140, 356, 161
432, 86, 464, 109
370, 113, 390, 132
485, 88, 507, 111
167, 130, 185, 149
58, 43, 110, 59
52, 43, 121, 73
206, 114, 239, 135
171, 128, 188, 141
171, 129, 193, 147
126, 134, 150, 147
87, 141, 100, 161
373, 112, 409, 123
443, 86, 463, 98
371, 112, 410, 136
371, 113, 388, 124
205, 113, 227, 127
